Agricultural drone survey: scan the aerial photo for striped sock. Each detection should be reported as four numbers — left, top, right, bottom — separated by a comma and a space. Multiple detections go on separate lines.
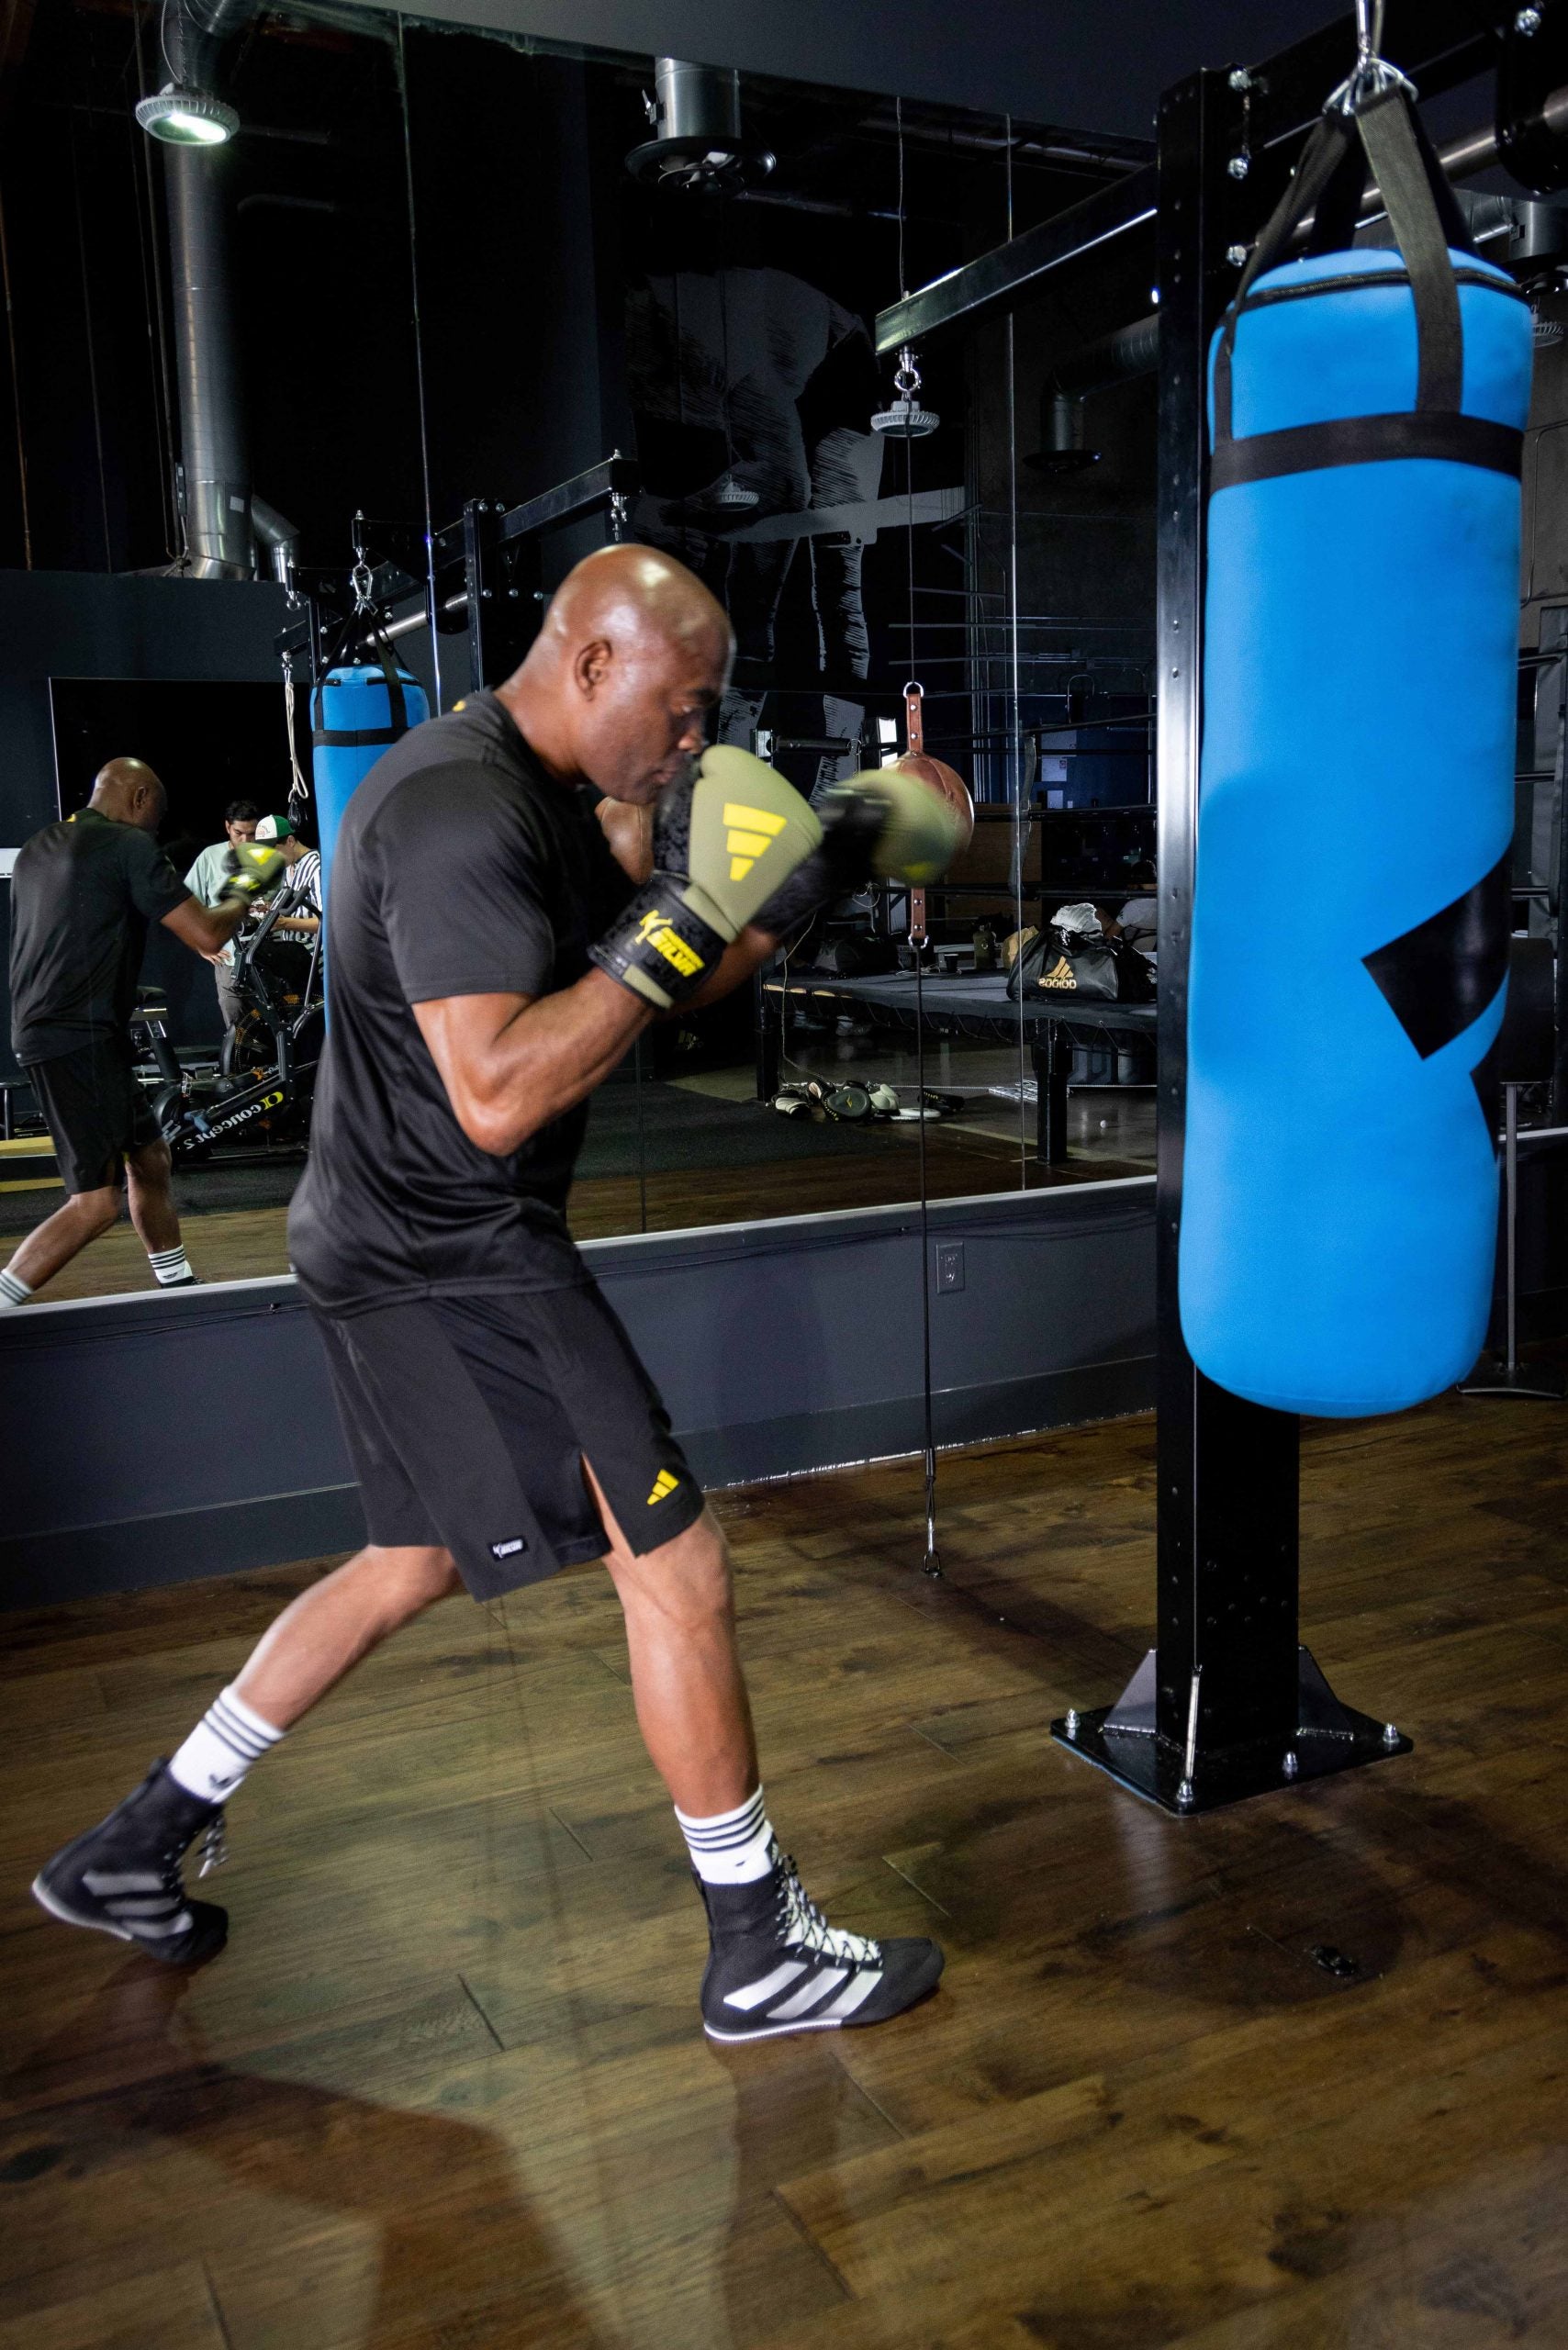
0, 1269, 33, 1307
148, 1246, 195, 1287
676, 1786, 776, 1886
168, 1685, 286, 1803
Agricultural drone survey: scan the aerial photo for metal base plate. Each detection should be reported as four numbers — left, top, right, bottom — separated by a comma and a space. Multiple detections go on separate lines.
1051, 1647, 1412, 1816
1458, 1357, 1568, 1401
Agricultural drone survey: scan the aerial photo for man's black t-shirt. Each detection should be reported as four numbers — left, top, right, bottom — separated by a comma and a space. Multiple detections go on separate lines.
9, 809, 191, 1066
287, 692, 634, 1315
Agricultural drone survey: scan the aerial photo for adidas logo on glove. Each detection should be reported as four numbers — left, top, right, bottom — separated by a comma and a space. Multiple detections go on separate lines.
722, 801, 789, 882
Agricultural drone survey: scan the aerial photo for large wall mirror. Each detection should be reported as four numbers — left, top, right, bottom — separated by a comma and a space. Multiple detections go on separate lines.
0, 6, 1159, 1304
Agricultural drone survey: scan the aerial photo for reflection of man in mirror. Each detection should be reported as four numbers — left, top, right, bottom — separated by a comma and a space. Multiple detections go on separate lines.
253, 811, 322, 940
2, 759, 281, 1305
627, 263, 883, 786
185, 798, 261, 1029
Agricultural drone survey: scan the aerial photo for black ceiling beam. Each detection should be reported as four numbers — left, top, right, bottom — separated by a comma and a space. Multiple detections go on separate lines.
497, 455, 641, 546
874, 0, 1508, 351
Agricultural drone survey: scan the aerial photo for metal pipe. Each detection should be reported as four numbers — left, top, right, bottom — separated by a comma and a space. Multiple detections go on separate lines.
251, 493, 298, 586
651, 58, 742, 144
385, 590, 468, 643
159, 0, 309, 582
166, 141, 252, 576
1054, 310, 1162, 394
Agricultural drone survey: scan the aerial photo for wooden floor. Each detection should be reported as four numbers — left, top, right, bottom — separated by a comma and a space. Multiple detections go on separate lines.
3, 1377, 1565, 2348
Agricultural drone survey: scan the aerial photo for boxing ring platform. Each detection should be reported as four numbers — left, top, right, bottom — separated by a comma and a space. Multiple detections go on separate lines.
761, 971, 1158, 1163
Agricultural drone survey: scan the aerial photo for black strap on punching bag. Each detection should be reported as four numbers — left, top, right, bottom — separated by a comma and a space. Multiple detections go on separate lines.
1209, 79, 1525, 494
309, 608, 414, 749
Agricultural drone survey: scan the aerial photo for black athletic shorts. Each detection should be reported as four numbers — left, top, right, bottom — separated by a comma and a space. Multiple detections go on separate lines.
27, 1039, 159, 1195
309, 1279, 704, 1599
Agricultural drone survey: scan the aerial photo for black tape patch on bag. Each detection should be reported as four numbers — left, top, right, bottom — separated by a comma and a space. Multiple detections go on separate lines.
1209, 412, 1523, 493
1362, 850, 1511, 1059
1469, 1025, 1504, 1152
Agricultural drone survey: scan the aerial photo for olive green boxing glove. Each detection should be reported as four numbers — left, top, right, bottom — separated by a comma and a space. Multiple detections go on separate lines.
218, 842, 289, 905
752, 765, 966, 940
590, 745, 823, 1011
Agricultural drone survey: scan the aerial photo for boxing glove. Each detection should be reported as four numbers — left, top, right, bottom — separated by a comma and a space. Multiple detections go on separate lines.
590, 745, 822, 1010
754, 766, 966, 938
218, 843, 289, 905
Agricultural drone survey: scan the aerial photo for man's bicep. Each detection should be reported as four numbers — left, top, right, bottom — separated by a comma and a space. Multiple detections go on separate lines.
412, 991, 533, 1133
130, 834, 194, 920
160, 894, 211, 951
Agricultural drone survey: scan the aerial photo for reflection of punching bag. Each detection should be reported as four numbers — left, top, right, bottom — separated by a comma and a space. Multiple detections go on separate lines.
310, 644, 429, 907
1179, 85, 1532, 1417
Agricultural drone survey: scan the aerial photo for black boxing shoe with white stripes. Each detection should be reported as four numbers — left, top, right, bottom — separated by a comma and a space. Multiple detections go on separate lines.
32, 1762, 229, 1965
697, 1844, 943, 2042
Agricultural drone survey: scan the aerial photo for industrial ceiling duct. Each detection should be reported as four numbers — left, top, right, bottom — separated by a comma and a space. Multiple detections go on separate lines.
627, 59, 775, 192
1025, 310, 1160, 472
141, 0, 297, 579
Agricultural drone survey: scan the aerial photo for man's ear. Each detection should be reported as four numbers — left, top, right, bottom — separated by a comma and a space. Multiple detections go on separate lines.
574, 636, 612, 698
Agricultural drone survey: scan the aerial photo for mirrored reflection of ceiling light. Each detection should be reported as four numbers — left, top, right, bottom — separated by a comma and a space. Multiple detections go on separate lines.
135, 84, 240, 145
871, 346, 939, 437
687, 470, 760, 515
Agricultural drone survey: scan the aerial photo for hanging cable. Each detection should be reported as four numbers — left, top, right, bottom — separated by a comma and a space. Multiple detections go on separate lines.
67, 6, 114, 570
895, 96, 940, 1578
1004, 120, 1029, 1181
633, 1033, 649, 1234
129, 0, 182, 563
896, 95, 908, 299
124, 11, 173, 560
0, 182, 31, 571
395, 21, 442, 711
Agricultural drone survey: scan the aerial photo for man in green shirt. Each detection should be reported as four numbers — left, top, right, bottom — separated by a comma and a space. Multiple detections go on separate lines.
185, 800, 261, 1031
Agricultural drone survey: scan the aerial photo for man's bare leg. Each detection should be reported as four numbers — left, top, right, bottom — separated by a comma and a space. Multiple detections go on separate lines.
233, 1544, 464, 1728
125, 1137, 183, 1257
2, 1184, 121, 1297
584, 1460, 944, 2039
586, 1461, 757, 1818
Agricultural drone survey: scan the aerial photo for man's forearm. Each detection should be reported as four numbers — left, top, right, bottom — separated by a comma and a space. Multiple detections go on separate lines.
420, 968, 651, 1157
678, 925, 778, 1014
488, 934, 770, 1125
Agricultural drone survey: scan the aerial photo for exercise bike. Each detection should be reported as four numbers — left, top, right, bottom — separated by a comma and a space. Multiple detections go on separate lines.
134, 888, 325, 1162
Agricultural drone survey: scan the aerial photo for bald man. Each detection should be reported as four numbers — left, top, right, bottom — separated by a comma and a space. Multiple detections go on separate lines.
4, 760, 281, 1305
34, 548, 946, 2047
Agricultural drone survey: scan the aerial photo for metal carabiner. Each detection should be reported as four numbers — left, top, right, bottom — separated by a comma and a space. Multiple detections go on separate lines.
1331, 0, 1414, 113
1354, 0, 1385, 69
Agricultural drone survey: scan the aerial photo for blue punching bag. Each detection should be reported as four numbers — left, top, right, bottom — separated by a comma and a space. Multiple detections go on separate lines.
309, 638, 429, 906
1179, 85, 1532, 1417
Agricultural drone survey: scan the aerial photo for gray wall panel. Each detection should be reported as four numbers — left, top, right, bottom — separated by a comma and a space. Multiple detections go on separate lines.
0, 1181, 1157, 1607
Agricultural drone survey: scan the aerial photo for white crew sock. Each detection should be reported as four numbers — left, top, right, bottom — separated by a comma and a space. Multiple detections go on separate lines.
0, 1270, 32, 1307
168, 1684, 285, 1803
148, 1246, 195, 1288
676, 1786, 776, 1885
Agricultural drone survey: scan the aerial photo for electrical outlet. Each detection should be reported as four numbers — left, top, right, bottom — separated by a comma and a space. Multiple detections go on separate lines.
935, 1240, 966, 1294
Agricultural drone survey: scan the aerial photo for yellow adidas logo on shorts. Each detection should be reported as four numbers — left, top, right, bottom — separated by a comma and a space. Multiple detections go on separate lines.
647, 1470, 680, 1506
723, 802, 789, 882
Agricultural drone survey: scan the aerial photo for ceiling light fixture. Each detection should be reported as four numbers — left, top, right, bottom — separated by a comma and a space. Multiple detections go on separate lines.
135, 84, 239, 145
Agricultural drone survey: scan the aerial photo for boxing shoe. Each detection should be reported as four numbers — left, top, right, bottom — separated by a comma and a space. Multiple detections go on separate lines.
32, 1761, 229, 1965
697, 1842, 943, 2042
